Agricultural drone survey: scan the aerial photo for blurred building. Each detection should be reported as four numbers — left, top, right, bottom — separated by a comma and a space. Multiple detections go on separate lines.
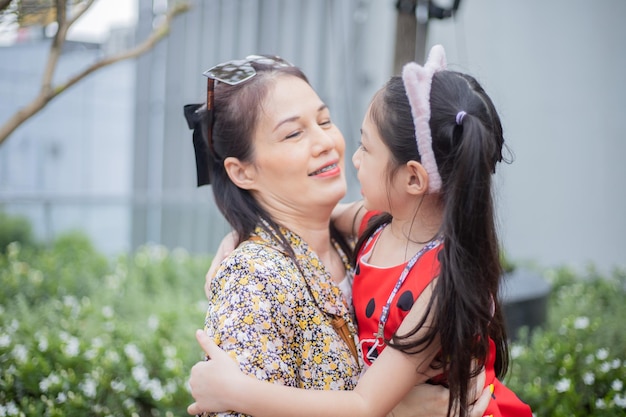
0, 26, 136, 253
1, 0, 625, 272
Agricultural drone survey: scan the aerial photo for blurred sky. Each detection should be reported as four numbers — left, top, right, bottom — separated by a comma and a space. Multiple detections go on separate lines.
67, 0, 137, 42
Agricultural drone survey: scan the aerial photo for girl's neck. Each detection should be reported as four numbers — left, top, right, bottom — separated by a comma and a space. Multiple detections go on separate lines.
372, 196, 443, 266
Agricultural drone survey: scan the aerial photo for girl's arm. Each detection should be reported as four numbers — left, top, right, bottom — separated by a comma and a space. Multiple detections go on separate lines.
204, 231, 238, 299
331, 200, 366, 239
189, 285, 443, 417
188, 332, 491, 417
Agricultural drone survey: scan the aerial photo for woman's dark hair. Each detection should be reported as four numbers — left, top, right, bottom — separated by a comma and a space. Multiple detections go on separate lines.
202, 62, 353, 259
356, 70, 508, 417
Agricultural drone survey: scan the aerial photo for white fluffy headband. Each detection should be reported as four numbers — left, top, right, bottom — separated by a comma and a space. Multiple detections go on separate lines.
401, 44, 447, 193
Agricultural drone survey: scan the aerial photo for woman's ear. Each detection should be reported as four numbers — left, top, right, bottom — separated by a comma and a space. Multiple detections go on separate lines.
405, 160, 429, 195
223, 157, 257, 190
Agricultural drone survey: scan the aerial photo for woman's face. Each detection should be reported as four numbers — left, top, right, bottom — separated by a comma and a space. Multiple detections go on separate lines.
243, 75, 347, 217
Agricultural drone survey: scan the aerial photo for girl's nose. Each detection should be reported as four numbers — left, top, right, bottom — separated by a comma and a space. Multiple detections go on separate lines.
352, 147, 361, 169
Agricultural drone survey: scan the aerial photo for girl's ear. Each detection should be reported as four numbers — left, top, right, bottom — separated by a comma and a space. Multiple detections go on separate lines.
223, 157, 257, 190
405, 160, 429, 195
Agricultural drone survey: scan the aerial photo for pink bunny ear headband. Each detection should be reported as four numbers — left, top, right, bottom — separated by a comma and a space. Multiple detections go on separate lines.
401, 44, 447, 193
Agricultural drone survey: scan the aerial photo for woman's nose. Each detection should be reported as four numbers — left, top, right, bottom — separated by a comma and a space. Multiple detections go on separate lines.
312, 127, 336, 155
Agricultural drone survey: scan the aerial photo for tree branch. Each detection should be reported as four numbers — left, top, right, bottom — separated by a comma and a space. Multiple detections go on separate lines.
0, 1, 191, 146
40, 0, 69, 92
0, 0, 12, 13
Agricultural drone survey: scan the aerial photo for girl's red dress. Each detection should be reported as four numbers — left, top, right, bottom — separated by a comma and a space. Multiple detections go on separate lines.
353, 213, 532, 417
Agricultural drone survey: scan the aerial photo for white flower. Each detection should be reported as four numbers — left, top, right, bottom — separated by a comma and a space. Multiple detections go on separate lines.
600, 361, 612, 373
39, 373, 60, 392
612, 379, 624, 392
0, 333, 11, 348
12, 344, 27, 363
38, 335, 48, 352
132, 365, 150, 385
614, 393, 626, 408
147, 315, 159, 330
147, 378, 165, 401
84, 348, 98, 360
8, 319, 18, 333
63, 336, 80, 357
164, 357, 177, 370
56, 392, 67, 403
583, 372, 595, 385
555, 378, 571, 393
105, 350, 120, 363
124, 343, 145, 364
510, 344, 524, 359
596, 348, 609, 360
111, 379, 127, 393
573, 316, 589, 329
596, 398, 606, 409
102, 306, 114, 319
612, 359, 622, 369
79, 377, 97, 398
163, 345, 177, 357
585, 354, 594, 365
6, 401, 18, 416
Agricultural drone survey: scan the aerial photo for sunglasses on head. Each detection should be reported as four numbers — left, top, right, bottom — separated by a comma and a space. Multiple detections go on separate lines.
202, 55, 293, 156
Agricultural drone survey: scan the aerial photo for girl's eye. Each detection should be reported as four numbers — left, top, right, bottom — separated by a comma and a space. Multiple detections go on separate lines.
358, 141, 367, 152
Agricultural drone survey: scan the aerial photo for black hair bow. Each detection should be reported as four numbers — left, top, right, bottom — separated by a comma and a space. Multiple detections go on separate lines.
183, 103, 211, 186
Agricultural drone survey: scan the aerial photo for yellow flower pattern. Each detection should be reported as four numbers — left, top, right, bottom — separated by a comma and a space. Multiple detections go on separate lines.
203, 224, 361, 417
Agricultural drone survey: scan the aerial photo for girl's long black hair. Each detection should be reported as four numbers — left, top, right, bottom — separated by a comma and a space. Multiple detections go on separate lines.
355, 70, 509, 417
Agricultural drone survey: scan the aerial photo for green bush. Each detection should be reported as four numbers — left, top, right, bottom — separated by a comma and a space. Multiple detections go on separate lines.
0, 210, 37, 253
1, 213, 625, 416
0, 233, 211, 416
506, 267, 626, 416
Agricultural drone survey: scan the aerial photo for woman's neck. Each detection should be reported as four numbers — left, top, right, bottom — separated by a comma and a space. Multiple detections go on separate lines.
267, 210, 334, 255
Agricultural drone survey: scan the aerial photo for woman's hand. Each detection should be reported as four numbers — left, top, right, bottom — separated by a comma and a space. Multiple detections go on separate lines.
389, 369, 491, 417
187, 330, 246, 415
204, 231, 238, 299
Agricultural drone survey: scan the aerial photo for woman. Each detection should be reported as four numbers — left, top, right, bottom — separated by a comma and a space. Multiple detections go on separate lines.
183, 55, 490, 417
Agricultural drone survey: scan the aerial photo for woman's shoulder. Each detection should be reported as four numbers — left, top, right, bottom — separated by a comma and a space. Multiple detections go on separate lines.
218, 237, 296, 276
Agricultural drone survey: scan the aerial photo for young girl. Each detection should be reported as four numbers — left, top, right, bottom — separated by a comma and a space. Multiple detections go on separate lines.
188, 45, 532, 417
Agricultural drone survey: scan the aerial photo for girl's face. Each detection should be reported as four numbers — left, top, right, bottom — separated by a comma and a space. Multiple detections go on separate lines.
244, 75, 347, 216
352, 105, 398, 212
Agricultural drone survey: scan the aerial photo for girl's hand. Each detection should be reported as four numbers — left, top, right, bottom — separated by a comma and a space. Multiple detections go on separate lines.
204, 231, 238, 299
187, 330, 245, 415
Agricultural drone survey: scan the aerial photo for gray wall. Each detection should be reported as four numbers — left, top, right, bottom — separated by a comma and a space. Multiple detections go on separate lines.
427, 0, 626, 271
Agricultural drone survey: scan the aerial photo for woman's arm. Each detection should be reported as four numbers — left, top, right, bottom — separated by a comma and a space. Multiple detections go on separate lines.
188, 330, 491, 417
189, 286, 443, 417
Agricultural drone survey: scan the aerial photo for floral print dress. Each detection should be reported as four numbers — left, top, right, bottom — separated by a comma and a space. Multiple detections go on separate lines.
203, 224, 361, 417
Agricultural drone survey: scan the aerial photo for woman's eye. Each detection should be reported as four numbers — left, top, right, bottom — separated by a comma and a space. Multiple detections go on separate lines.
319, 119, 331, 127
285, 131, 302, 139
